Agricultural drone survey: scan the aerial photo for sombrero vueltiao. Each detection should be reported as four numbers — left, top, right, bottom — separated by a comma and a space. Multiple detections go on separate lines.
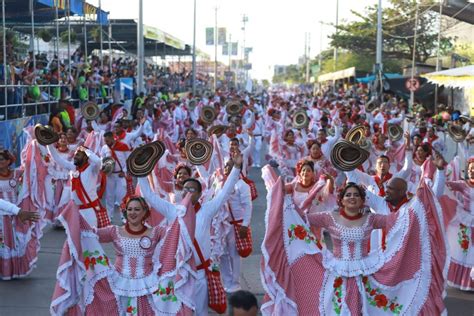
330, 139, 370, 171
126, 141, 165, 177
34, 124, 59, 146
185, 138, 213, 165
292, 110, 309, 129
81, 101, 100, 120
208, 125, 228, 137
187, 99, 197, 111
226, 100, 243, 116
200, 106, 217, 124
365, 100, 378, 113
345, 124, 366, 145
102, 157, 116, 175
447, 123, 467, 143
388, 124, 404, 142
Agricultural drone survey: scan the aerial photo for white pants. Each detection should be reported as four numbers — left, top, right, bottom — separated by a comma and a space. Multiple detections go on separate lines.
194, 272, 208, 316
80, 207, 97, 228
220, 230, 241, 290
105, 173, 126, 218
252, 136, 263, 166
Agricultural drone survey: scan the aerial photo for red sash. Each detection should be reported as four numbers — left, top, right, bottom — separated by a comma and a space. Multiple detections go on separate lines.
373, 173, 393, 197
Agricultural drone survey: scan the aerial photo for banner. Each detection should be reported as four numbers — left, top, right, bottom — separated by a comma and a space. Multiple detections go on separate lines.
218, 28, 226, 45
231, 42, 238, 56
222, 43, 229, 55
84, 2, 97, 15
205, 27, 214, 45
0, 114, 49, 167
97, 10, 109, 25
70, 0, 83, 15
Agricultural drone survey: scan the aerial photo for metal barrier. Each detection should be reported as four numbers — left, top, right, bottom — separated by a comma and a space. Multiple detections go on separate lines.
0, 83, 113, 121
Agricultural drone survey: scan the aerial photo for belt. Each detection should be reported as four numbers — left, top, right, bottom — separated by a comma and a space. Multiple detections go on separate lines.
196, 258, 211, 271
229, 219, 243, 226
79, 199, 101, 210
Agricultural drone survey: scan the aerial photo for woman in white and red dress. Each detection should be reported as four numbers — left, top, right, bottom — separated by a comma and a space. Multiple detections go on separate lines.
305, 140, 337, 179
408, 143, 432, 193
278, 130, 304, 178
435, 156, 474, 291
44, 133, 72, 223
0, 149, 42, 280
261, 168, 447, 315
51, 195, 196, 315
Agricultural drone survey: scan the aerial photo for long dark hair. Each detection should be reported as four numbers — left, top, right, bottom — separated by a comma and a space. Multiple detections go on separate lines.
337, 182, 366, 207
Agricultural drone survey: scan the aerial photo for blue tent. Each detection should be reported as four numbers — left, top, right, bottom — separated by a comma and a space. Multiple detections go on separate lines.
356, 73, 404, 84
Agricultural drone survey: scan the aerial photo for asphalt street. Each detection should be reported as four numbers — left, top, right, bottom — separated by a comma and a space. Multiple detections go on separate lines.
0, 162, 473, 315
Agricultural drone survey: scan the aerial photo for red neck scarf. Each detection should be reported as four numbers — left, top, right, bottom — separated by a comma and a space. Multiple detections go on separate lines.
115, 130, 126, 141
194, 202, 202, 213
428, 134, 438, 143
71, 162, 90, 205
373, 173, 393, 197
388, 196, 409, 213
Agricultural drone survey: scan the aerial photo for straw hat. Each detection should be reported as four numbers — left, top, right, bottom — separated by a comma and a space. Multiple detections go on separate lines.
185, 138, 213, 165
345, 125, 366, 145
101, 157, 115, 175
388, 124, 404, 142
226, 100, 243, 116
200, 106, 217, 124
330, 139, 370, 171
207, 125, 228, 137
81, 101, 100, 120
447, 123, 467, 143
126, 141, 165, 177
292, 110, 309, 129
34, 124, 59, 146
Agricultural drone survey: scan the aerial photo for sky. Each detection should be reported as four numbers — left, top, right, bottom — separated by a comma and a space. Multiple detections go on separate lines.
89, 0, 382, 80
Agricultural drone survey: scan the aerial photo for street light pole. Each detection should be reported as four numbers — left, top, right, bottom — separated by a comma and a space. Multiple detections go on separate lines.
375, 0, 383, 98
319, 21, 323, 72
333, 0, 339, 71
137, 0, 144, 94
214, 6, 218, 93
409, 3, 419, 108
192, 0, 197, 96
434, 1, 443, 110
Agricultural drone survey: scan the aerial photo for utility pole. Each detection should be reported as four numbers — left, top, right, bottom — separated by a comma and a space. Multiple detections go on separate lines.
306, 32, 311, 83
99, 0, 103, 69
242, 14, 248, 88
319, 21, 323, 73
333, 0, 339, 71
137, 0, 144, 94
409, 3, 419, 108
192, 0, 197, 96
228, 33, 232, 71
434, 1, 443, 110
375, 0, 383, 98
214, 6, 218, 93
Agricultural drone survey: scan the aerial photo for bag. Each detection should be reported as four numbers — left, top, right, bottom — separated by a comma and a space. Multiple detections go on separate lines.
240, 171, 258, 201
205, 270, 227, 314
228, 203, 253, 258
232, 223, 253, 258
193, 239, 227, 314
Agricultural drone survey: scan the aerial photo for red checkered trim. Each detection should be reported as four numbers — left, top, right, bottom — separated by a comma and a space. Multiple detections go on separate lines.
95, 207, 111, 228
232, 223, 253, 258
205, 270, 227, 314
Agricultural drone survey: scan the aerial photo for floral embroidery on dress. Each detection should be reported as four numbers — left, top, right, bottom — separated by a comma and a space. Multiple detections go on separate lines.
83, 250, 109, 270
287, 224, 321, 248
332, 277, 343, 315
458, 223, 470, 254
153, 281, 177, 302
363, 276, 403, 314
126, 297, 137, 315
0, 230, 4, 248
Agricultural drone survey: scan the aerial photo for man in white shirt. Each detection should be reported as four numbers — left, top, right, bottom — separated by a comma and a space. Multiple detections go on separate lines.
48, 145, 109, 227
218, 159, 252, 293
138, 154, 243, 316
101, 132, 131, 218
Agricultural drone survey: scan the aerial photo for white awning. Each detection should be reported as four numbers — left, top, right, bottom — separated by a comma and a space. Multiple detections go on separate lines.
317, 67, 356, 83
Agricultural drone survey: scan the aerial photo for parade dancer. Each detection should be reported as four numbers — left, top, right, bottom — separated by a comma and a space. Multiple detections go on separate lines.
47, 144, 110, 228
139, 153, 243, 315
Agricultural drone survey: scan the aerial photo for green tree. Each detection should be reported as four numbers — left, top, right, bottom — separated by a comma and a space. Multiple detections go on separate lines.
272, 64, 305, 84
330, 0, 453, 64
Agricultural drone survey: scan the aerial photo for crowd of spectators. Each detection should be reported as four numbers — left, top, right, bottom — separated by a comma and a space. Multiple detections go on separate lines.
0, 40, 211, 120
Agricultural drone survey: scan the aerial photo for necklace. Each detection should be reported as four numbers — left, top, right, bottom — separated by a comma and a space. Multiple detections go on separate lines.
125, 223, 147, 236
0, 169, 12, 178
299, 180, 314, 189
339, 208, 363, 220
